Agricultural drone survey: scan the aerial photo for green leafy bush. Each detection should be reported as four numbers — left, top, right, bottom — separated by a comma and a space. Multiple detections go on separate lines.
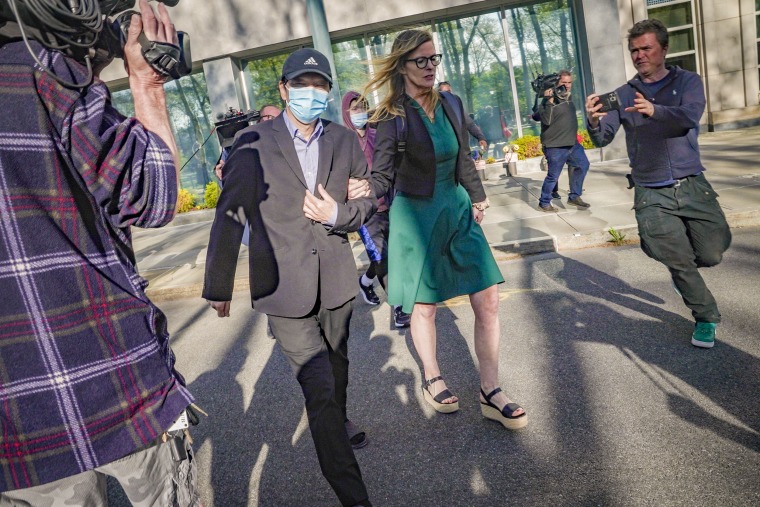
578, 129, 595, 149
512, 135, 543, 160
203, 181, 221, 209
176, 188, 196, 214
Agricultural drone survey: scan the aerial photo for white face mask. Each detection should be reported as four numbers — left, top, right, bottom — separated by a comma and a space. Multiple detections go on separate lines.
350, 112, 368, 129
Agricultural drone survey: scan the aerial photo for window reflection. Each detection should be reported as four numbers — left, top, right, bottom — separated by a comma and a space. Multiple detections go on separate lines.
110, 71, 219, 204
244, 51, 293, 110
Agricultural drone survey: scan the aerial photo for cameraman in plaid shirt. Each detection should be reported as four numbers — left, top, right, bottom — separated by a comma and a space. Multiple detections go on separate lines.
0, 1, 198, 504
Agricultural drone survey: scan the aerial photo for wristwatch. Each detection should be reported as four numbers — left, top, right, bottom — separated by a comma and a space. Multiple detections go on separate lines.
472, 198, 490, 212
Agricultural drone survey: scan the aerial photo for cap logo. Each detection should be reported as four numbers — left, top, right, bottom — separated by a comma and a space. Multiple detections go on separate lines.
304, 57, 319, 65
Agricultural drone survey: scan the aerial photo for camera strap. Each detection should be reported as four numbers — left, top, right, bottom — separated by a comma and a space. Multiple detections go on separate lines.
136, 31, 181, 79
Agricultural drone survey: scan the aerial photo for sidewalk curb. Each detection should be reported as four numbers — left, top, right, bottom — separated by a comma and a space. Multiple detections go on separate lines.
144, 209, 760, 302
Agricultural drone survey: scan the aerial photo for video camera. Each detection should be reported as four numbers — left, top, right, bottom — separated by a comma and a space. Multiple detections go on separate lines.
214, 108, 261, 149
531, 73, 561, 94
0, 0, 191, 87
531, 71, 570, 104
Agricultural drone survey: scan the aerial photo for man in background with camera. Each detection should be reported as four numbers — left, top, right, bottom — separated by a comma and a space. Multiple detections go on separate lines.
536, 70, 591, 211
214, 104, 281, 181
0, 0, 199, 504
586, 19, 731, 349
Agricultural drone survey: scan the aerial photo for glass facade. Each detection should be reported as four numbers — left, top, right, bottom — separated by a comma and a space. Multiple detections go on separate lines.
274, 0, 582, 160
437, 12, 513, 157
109, 0, 586, 198
243, 49, 298, 110
503, 1, 582, 137
110, 71, 219, 203
332, 37, 371, 100
648, 0, 698, 73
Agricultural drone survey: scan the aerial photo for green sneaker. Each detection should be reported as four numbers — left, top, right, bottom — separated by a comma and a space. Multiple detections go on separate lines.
691, 322, 716, 348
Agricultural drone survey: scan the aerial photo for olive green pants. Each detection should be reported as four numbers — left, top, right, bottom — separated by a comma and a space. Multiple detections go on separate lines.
633, 173, 731, 323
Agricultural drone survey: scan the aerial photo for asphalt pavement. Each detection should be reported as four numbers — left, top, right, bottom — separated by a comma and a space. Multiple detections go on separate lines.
111, 227, 760, 506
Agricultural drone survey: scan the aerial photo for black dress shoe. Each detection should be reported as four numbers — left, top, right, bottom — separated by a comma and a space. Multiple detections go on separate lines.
551, 191, 561, 199
567, 197, 590, 208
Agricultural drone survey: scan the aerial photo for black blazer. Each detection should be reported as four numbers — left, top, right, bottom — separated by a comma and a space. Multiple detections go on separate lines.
202, 115, 377, 317
371, 93, 486, 203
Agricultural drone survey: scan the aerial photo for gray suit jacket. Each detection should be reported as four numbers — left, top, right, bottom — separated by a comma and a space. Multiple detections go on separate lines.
203, 114, 376, 317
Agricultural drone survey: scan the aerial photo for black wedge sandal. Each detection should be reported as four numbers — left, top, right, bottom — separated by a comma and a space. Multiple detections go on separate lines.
480, 387, 528, 430
422, 376, 459, 413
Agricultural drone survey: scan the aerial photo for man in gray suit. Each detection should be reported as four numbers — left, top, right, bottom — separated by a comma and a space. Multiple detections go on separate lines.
203, 48, 375, 507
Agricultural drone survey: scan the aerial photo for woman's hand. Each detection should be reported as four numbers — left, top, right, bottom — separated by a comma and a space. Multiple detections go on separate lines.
473, 207, 484, 224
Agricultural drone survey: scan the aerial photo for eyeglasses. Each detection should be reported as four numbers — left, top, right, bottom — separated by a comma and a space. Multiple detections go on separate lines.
405, 54, 442, 69
258, 114, 277, 123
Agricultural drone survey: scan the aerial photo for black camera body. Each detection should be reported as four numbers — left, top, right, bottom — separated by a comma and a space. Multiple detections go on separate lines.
531, 73, 561, 94
596, 91, 621, 112
0, 0, 190, 83
99, 9, 191, 80
214, 108, 261, 149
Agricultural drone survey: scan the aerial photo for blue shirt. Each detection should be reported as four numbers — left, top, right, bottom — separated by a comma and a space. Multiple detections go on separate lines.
282, 112, 323, 192
282, 112, 337, 225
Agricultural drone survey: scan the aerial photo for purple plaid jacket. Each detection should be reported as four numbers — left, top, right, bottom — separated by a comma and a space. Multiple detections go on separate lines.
0, 42, 193, 491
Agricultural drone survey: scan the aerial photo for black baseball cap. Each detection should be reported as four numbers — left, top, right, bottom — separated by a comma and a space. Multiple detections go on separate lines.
281, 48, 333, 85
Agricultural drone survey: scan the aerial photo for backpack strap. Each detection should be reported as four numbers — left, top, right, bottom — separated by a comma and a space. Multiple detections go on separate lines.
394, 114, 407, 154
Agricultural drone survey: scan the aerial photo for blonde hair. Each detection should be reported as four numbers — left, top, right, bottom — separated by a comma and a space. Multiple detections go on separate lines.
363, 29, 440, 123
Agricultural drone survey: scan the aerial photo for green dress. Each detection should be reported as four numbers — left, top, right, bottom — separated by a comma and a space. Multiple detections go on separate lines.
388, 99, 504, 313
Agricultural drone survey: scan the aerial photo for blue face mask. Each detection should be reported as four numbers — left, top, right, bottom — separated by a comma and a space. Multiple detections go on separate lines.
350, 112, 368, 129
287, 86, 329, 124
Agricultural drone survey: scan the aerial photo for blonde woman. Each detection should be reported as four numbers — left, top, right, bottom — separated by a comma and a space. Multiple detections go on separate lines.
366, 29, 527, 430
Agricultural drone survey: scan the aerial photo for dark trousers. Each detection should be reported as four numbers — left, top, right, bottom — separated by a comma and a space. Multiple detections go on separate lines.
633, 173, 731, 323
267, 299, 370, 507
540, 142, 590, 205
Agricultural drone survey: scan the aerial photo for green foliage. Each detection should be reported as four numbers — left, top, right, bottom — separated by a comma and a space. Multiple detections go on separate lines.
607, 227, 627, 245
246, 53, 289, 108
512, 135, 543, 160
177, 189, 196, 214
578, 129, 595, 150
203, 181, 221, 209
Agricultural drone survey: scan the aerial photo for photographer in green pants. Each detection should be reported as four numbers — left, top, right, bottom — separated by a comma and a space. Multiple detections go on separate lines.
585, 19, 731, 348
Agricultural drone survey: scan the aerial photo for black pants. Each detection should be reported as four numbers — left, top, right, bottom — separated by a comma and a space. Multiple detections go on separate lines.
361, 210, 389, 293
267, 299, 370, 507
634, 173, 731, 323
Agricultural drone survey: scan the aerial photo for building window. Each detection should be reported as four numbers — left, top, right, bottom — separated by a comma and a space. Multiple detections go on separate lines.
110, 71, 219, 203
647, 0, 698, 73
436, 11, 514, 155
243, 48, 310, 110
332, 27, 431, 109
502, 0, 582, 138
332, 37, 372, 100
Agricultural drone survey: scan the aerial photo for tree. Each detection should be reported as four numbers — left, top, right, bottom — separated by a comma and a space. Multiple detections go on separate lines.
246, 53, 289, 107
